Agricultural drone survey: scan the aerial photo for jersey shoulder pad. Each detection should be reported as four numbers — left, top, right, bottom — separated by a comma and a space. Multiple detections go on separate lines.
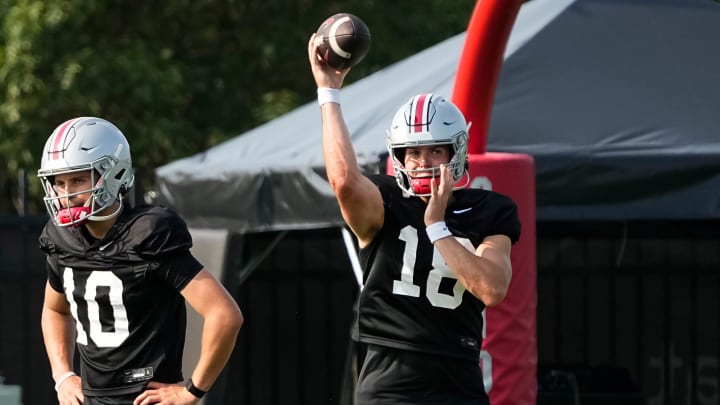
122, 205, 193, 258
38, 221, 56, 253
38, 219, 79, 255
453, 189, 521, 243
367, 174, 397, 190
482, 191, 521, 243
367, 174, 403, 201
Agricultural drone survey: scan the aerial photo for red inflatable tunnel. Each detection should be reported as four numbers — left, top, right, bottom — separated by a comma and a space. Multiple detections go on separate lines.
388, 1, 536, 403
454, 1, 536, 404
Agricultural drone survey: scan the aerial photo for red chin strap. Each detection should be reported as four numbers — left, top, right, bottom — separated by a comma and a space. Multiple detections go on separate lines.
57, 206, 91, 227
409, 177, 440, 195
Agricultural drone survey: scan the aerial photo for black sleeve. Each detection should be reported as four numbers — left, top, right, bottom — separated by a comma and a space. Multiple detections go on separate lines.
367, 174, 399, 206
491, 195, 521, 244
45, 256, 64, 292
135, 208, 195, 259
150, 250, 204, 291
39, 222, 64, 292
133, 207, 204, 290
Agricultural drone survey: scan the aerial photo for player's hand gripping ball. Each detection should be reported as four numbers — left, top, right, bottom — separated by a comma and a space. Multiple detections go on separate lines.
314, 13, 371, 70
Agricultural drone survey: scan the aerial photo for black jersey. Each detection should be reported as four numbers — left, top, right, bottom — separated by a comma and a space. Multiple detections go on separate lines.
354, 175, 521, 361
39, 205, 203, 396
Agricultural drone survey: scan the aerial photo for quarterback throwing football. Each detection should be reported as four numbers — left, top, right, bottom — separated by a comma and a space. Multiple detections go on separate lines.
309, 35, 521, 404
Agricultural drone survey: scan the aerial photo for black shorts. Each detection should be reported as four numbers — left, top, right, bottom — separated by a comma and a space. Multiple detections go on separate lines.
82, 393, 139, 405
355, 344, 489, 405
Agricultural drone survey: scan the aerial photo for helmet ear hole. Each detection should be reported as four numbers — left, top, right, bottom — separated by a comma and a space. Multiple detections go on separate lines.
92, 169, 101, 184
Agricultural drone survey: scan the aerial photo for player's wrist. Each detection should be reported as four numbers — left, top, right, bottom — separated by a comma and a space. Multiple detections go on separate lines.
426, 221, 452, 244
317, 87, 340, 106
54, 371, 77, 392
185, 378, 207, 399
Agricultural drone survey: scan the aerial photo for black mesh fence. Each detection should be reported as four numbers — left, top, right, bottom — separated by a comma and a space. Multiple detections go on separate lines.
2, 217, 719, 405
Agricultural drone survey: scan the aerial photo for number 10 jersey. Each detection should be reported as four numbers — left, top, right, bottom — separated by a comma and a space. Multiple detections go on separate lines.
39, 205, 203, 396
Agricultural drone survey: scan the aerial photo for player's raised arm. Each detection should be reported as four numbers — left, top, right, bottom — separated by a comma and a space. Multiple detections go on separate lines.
307, 34, 383, 247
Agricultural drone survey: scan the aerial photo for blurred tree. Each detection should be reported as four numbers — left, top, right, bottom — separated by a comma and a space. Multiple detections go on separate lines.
0, 0, 474, 215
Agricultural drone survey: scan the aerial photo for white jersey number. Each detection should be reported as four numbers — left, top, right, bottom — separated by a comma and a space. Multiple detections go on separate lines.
392, 225, 473, 309
63, 267, 129, 347
390, 227, 493, 392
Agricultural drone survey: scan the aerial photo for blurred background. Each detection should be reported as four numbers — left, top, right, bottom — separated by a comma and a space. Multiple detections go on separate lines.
0, 0, 476, 214
0, 1, 476, 404
2, 0, 720, 405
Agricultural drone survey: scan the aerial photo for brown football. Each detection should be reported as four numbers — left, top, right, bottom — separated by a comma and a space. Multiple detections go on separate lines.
315, 13, 371, 70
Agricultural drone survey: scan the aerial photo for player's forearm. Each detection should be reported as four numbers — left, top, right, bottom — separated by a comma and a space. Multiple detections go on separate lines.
41, 308, 77, 379
189, 308, 243, 392
321, 103, 362, 190
434, 239, 511, 306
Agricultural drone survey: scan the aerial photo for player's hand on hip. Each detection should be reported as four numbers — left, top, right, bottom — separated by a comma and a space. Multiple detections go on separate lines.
308, 33, 349, 89
133, 381, 199, 405
425, 164, 453, 226
56, 375, 83, 405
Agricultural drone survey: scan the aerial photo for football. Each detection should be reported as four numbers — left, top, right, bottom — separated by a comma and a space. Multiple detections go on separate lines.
314, 13, 371, 70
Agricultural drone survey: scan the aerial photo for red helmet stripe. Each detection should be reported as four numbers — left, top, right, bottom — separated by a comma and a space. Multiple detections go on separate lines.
412, 94, 429, 133
50, 118, 81, 160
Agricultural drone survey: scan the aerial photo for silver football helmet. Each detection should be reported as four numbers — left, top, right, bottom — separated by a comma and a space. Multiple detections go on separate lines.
37, 117, 135, 227
387, 94, 470, 196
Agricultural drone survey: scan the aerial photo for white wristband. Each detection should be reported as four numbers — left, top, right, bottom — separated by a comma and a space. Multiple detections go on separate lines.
54, 371, 77, 392
317, 87, 340, 106
426, 221, 452, 244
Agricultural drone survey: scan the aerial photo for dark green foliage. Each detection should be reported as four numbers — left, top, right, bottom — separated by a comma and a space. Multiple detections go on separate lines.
0, 0, 474, 214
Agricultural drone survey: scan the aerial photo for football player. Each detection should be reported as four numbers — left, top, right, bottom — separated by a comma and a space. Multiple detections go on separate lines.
308, 35, 521, 404
38, 117, 243, 405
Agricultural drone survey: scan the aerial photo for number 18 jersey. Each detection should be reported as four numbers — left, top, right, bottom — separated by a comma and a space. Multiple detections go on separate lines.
353, 175, 521, 361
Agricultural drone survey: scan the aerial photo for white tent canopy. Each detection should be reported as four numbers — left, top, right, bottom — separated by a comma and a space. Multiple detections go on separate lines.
156, 0, 720, 232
